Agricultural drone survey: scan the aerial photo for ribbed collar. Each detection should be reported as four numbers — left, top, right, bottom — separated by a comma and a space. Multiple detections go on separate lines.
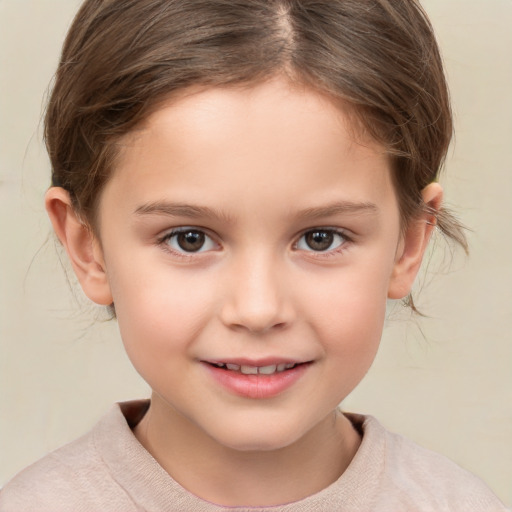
93, 400, 384, 511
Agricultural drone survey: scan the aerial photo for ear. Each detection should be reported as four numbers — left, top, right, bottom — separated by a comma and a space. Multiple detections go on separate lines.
387, 183, 443, 299
45, 187, 113, 306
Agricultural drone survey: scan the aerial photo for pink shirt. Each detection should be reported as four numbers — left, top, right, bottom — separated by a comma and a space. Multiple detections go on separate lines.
1, 400, 508, 511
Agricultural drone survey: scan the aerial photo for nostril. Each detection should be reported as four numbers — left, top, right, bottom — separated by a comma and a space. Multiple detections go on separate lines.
218, 276, 295, 333
245, 319, 288, 334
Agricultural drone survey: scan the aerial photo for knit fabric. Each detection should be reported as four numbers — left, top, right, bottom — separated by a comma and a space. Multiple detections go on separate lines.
1, 400, 508, 511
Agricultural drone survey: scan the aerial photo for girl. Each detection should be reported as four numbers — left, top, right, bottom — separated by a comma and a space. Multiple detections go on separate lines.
1, 0, 509, 510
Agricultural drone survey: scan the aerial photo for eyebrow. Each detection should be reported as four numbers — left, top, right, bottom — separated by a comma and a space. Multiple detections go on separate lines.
134, 201, 234, 223
295, 201, 379, 220
134, 200, 379, 223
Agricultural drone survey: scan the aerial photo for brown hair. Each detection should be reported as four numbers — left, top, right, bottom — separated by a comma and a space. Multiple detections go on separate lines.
45, 0, 467, 307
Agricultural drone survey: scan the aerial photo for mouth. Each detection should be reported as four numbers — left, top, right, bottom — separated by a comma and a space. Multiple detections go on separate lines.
202, 359, 312, 399
205, 361, 308, 376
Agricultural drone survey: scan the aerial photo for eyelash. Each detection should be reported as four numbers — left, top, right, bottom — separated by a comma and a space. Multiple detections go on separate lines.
157, 227, 352, 258
294, 228, 351, 257
158, 227, 219, 259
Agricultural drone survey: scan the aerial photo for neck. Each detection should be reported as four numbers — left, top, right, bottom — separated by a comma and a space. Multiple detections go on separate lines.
134, 393, 361, 507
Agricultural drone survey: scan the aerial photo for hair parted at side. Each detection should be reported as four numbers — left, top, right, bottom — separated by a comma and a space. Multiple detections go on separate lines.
45, 0, 467, 253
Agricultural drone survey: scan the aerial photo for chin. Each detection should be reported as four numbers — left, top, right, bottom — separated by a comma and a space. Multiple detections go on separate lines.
207, 417, 312, 453
218, 434, 298, 453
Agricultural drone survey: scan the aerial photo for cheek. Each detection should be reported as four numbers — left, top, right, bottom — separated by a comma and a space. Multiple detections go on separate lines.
107, 260, 214, 360
316, 281, 386, 399
302, 263, 390, 355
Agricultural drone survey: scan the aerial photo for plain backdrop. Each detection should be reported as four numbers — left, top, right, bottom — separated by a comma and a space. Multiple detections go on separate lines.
0, 0, 511, 505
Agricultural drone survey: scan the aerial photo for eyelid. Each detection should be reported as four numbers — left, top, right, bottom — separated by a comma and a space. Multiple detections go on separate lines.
293, 227, 352, 254
158, 226, 220, 256
156, 225, 352, 259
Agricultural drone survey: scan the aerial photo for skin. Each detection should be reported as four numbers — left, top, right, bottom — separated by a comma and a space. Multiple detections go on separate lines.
46, 77, 441, 507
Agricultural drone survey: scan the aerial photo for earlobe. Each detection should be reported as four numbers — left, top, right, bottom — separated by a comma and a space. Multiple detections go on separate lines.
45, 187, 113, 306
387, 183, 443, 299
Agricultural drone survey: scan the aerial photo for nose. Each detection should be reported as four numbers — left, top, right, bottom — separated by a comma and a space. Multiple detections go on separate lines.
219, 252, 295, 334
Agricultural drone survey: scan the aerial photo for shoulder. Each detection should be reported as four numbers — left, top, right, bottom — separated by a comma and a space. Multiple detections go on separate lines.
1, 438, 98, 511
346, 413, 509, 511
0, 403, 144, 512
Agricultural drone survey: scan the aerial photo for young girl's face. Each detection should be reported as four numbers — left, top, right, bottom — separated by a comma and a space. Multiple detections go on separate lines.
83, 78, 422, 451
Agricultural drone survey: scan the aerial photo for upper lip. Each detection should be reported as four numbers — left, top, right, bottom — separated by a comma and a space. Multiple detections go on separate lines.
201, 357, 311, 367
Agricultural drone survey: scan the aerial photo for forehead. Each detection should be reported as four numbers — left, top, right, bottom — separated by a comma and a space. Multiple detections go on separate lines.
119, 78, 381, 162
104, 78, 396, 222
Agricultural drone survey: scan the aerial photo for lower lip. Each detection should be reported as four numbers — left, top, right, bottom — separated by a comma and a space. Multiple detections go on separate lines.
203, 363, 310, 399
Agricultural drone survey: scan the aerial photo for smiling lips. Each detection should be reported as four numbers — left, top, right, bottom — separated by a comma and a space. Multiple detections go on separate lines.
203, 360, 311, 399
208, 361, 299, 375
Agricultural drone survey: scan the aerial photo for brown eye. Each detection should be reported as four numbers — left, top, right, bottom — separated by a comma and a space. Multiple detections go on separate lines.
297, 229, 346, 252
177, 231, 205, 252
165, 229, 216, 253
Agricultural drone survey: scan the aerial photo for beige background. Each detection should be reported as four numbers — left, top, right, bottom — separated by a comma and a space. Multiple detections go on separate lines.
1, 0, 511, 505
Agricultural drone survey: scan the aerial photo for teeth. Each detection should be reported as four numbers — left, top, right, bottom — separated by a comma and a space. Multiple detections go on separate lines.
259, 365, 277, 375
240, 365, 259, 375
211, 362, 300, 374
237, 364, 297, 375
